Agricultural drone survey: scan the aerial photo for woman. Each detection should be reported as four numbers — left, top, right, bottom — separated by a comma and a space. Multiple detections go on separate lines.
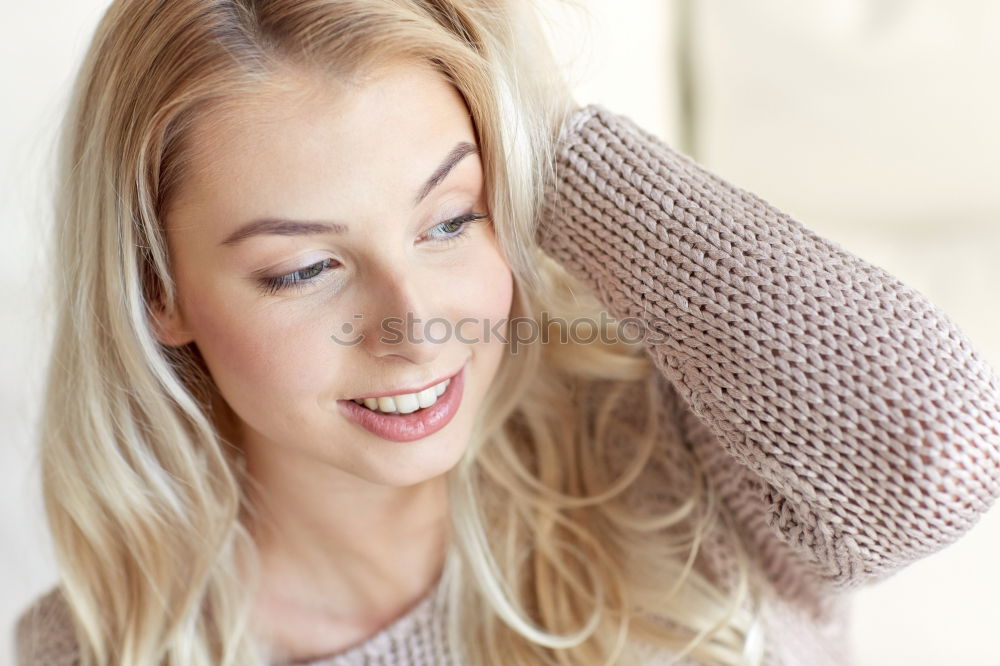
14, 0, 1000, 665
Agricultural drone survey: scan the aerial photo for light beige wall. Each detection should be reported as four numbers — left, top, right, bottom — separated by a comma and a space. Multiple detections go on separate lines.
533, 0, 680, 142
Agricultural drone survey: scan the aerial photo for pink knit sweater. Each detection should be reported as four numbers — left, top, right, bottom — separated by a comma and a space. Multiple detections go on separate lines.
15, 105, 1000, 665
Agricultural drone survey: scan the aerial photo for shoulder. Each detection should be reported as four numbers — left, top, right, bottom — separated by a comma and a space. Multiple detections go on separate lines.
14, 585, 80, 666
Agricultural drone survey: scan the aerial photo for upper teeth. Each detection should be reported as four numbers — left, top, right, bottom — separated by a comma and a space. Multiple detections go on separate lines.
352, 378, 450, 414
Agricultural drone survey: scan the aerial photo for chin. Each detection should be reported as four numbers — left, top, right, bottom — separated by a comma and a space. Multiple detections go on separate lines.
351, 429, 472, 489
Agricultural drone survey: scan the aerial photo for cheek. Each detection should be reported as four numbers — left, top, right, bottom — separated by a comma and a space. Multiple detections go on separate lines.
460, 234, 514, 322
181, 284, 329, 415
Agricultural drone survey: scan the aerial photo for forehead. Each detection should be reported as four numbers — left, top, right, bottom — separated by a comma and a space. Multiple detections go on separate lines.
169, 61, 477, 222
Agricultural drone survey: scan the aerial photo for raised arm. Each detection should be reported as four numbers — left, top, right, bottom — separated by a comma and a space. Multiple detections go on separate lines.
537, 104, 1000, 592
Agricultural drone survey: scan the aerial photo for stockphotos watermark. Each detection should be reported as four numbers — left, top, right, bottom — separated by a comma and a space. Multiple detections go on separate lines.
330, 311, 671, 352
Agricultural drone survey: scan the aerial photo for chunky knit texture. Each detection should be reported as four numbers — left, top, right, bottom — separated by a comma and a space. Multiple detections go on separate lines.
14, 104, 1000, 665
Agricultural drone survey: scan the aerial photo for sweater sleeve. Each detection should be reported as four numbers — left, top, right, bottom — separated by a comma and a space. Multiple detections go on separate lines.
14, 586, 79, 666
537, 103, 1000, 592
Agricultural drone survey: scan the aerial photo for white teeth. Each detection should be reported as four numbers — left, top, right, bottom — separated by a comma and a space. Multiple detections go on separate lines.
416, 387, 437, 408
395, 393, 420, 414
352, 377, 451, 414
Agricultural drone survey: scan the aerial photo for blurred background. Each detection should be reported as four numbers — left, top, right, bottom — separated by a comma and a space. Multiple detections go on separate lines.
3, 1, 998, 664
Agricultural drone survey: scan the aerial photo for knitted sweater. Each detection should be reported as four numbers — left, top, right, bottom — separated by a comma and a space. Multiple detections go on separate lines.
14, 104, 1000, 666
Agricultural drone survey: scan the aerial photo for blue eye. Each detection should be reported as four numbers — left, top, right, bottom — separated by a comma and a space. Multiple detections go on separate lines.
425, 212, 489, 245
257, 257, 338, 296
255, 212, 489, 296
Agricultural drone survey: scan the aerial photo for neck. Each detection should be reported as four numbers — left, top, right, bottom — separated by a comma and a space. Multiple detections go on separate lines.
239, 432, 451, 621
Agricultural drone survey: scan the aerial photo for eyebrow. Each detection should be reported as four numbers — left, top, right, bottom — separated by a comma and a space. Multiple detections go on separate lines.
219, 140, 479, 247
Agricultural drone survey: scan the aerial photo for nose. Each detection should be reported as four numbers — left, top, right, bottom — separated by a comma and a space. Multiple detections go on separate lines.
358, 265, 443, 366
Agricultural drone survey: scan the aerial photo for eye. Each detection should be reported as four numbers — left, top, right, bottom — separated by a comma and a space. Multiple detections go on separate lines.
424, 212, 489, 246
256, 257, 338, 296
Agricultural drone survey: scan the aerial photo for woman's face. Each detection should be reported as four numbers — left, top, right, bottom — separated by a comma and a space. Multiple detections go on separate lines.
157, 60, 513, 488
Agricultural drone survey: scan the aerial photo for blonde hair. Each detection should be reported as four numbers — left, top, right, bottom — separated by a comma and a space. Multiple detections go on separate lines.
39, 0, 767, 664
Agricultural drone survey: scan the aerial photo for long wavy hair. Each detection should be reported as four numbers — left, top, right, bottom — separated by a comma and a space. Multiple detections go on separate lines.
37, 0, 767, 664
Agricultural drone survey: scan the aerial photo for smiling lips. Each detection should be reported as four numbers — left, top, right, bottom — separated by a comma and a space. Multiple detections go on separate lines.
338, 364, 466, 442
351, 377, 452, 414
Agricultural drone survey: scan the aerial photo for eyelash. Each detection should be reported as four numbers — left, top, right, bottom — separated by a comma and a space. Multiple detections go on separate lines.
256, 212, 489, 296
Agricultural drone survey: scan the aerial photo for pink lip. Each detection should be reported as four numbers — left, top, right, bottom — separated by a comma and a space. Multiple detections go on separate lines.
336, 363, 466, 442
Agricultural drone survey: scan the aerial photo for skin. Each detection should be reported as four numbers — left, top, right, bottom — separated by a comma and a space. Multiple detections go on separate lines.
154, 60, 514, 660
